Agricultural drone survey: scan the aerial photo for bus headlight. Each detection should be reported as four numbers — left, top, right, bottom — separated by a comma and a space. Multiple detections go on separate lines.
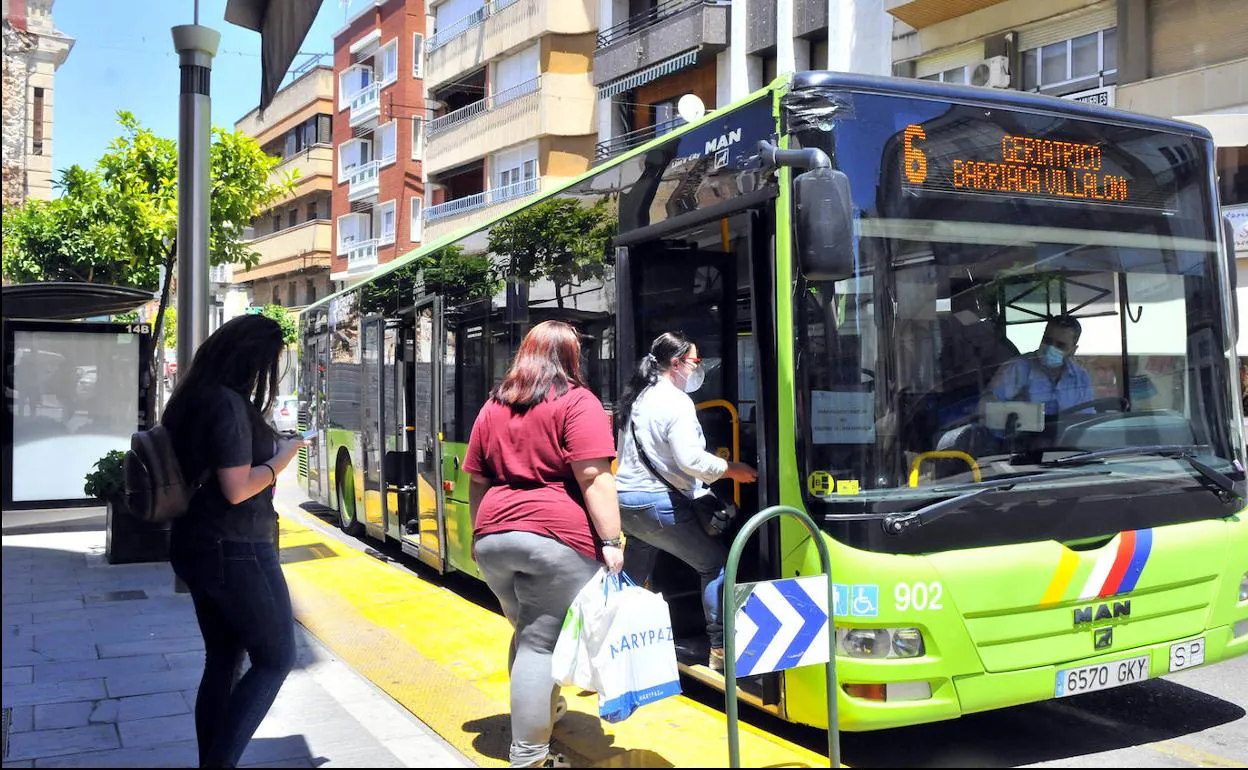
1240, 572, 1248, 602
891, 628, 926, 658
837, 628, 926, 659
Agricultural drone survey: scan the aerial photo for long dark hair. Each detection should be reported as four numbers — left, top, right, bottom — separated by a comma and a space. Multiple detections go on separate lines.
492, 320, 587, 410
162, 314, 285, 439
616, 331, 692, 429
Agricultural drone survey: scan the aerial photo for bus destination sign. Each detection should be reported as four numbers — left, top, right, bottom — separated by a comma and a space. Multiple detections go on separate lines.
899, 123, 1163, 210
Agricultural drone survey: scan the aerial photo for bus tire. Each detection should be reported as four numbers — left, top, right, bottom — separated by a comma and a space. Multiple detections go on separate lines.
336, 455, 363, 536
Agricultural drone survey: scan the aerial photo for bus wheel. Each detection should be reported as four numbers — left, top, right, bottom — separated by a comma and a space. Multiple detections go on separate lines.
337, 464, 363, 536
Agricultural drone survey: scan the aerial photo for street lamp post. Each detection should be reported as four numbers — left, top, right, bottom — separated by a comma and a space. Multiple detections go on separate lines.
171, 22, 219, 376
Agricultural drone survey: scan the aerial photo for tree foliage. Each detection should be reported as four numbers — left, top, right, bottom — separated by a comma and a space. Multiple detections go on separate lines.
360, 244, 503, 316
486, 198, 616, 307
261, 303, 298, 345
1, 110, 294, 347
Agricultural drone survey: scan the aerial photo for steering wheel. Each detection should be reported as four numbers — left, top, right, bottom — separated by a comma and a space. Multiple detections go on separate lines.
1057, 397, 1129, 417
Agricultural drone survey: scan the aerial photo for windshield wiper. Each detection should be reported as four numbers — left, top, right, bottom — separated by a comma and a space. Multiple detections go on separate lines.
879, 468, 1111, 535
1048, 444, 1240, 500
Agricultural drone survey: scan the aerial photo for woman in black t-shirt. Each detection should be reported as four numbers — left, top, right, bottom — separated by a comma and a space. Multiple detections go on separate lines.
162, 314, 305, 769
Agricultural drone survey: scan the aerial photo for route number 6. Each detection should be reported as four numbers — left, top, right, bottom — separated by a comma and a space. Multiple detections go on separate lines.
895, 582, 943, 612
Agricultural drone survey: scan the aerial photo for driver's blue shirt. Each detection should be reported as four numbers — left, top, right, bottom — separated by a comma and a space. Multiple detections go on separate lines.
990, 353, 1094, 415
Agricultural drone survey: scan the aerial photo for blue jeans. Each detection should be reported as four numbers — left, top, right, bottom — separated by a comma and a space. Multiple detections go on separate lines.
618, 489, 727, 649
171, 536, 296, 769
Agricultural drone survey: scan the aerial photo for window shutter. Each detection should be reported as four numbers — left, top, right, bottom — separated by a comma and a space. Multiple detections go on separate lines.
413, 33, 425, 78
318, 114, 332, 145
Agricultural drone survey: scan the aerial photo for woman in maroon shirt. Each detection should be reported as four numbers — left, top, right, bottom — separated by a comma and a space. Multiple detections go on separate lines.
464, 320, 624, 769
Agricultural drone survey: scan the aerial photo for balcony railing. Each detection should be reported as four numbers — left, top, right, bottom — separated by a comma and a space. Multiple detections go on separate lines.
345, 238, 379, 272
349, 83, 380, 127
596, 0, 711, 49
427, 77, 541, 137
428, 5, 488, 50
425, 176, 541, 222
347, 160, 380, 201
427, 0, 526, 51
594, 118, 686, 161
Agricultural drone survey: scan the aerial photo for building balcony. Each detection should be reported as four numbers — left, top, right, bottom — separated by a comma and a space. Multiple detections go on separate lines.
425, 76, 594, 176
426, 0, 597, 90
345, 238, 379, 273
234, 221, 334, 283
883, 0, 1008, 30
347, 161, 380, 202
270, 144, 334, 202
348, 83, 380, 128
423, 177, 544, 240
594, 118, 686, 162
593, 0, 728, 88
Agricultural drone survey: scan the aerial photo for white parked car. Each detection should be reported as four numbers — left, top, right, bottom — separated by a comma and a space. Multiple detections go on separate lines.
272, 395, 298, 434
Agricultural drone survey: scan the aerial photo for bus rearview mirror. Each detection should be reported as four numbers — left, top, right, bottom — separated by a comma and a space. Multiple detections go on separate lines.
794, 167, 854, 281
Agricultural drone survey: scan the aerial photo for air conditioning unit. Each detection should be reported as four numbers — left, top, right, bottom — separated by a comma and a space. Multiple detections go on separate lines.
971, 55, 1011, 88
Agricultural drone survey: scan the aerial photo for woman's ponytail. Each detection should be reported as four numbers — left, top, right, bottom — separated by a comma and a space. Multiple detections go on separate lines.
616, 333, 692, 430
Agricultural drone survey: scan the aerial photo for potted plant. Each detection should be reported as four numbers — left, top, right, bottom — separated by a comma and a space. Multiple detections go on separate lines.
86, 450, 169, 564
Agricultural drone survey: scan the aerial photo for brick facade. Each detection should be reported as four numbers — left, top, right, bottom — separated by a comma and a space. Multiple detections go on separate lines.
331, 0, 428, 277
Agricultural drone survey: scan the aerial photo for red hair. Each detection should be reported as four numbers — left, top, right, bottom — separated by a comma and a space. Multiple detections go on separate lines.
493, 320, 587, 409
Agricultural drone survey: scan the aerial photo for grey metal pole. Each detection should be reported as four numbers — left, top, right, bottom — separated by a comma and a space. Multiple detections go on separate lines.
171, 24, 220, 375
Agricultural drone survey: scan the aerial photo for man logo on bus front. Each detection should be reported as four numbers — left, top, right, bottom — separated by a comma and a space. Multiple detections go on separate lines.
1073, 600, 1131, 627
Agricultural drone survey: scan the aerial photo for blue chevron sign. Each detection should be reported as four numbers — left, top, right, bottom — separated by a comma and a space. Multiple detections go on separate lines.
732, 577, 831, 677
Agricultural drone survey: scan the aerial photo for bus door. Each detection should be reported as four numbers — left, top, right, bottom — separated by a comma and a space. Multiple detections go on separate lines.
622, 230, 743, 636
306, 334, 329, 501
399, 296, 447, 571
380, 317, 414, 541
360, 316, 386, 533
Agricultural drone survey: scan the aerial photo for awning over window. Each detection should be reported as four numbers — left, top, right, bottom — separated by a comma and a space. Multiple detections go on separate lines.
598, 48, 700, 100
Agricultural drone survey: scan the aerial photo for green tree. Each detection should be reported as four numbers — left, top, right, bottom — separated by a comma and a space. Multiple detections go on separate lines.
486, 197, 616, 308
360, 244, 503, 316
161, 306, 178, 350
1, 110, 294, 364
261, 303, 298, 345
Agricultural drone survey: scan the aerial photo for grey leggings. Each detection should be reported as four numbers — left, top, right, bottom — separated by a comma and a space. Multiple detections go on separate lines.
475, 531, 600, 767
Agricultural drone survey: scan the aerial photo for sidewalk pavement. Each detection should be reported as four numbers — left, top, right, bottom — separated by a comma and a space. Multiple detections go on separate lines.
2, 524, 476, 768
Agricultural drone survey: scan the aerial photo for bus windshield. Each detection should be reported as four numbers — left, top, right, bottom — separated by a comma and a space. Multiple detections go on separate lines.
784, 87, 1245, 550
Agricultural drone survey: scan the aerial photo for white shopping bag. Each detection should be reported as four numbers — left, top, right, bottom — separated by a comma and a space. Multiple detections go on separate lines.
551, 569, 608, 691
583, 572, 682, 723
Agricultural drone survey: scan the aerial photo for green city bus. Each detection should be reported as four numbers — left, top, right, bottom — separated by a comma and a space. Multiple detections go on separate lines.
296, 71, 1248, 731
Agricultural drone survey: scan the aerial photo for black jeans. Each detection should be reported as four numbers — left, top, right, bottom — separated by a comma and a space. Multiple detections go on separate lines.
171, 536, 296, 769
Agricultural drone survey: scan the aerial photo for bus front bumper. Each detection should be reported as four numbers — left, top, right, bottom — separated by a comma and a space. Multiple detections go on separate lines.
837, 622, 1248, 732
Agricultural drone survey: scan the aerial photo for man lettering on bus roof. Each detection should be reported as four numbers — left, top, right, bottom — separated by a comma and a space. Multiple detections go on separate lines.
986, 314, 1094, 416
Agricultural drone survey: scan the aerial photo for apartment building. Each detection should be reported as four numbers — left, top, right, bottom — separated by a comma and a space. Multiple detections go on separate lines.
234, 65, 336, 311
887, 0, 1244, 198
420, 0, 599, 241
1, 0, 73, 205
332, 0, 428, 280
592, 0, 892, 160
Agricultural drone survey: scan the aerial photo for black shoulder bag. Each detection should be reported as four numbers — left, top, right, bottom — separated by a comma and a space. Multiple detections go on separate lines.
629, 423, 735, 537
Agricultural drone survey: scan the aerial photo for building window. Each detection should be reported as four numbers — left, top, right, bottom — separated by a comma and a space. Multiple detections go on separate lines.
377, 200, 397, 245
412, 33, 425, 78
272, 213, 282, 233
285, 130, 297, 158
339, 137, 373, 181
288, 282, 297, 306
410, 196, 422, 242
306, 279, 317, 305
379, 39, 399, 86
271, 286, 280, 305
337, 212, 371, 254
287, 209, 297, 228
339, 65, 372, 109
411, 117, 424, 159
378, 122, 397, 165
317, 114, 332, 144
31, 87, 44, 155
1020, 28, 1117, 95
921, 66, 968, 84
307, 200, 318, 221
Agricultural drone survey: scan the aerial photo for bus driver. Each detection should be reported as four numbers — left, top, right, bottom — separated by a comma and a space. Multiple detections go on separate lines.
985, 314, 1094, 418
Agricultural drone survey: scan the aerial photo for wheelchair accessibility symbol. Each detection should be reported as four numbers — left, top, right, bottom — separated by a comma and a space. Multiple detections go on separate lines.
850, 585, 879, 617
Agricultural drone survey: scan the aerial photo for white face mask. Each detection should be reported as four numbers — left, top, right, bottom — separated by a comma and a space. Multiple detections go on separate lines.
682, 365, 705, 393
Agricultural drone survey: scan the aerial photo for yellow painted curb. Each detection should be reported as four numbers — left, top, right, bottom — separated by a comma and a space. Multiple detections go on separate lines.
276, 508, 831, 768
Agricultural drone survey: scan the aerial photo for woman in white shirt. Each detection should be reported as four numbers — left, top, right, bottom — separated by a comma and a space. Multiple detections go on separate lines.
615, 332, 757, 672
